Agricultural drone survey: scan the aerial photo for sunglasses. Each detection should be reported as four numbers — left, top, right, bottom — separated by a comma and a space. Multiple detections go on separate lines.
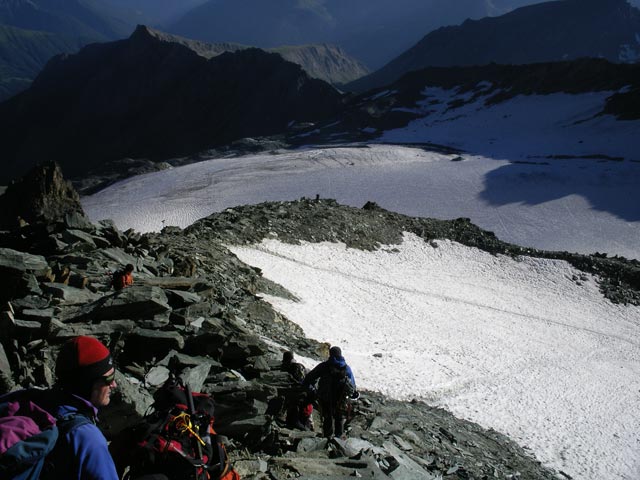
100, 372, 116, 386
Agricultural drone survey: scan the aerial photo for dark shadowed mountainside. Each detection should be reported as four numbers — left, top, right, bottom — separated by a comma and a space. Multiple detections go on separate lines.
0, 25, 344, 185
99, 0, 209, 26
0, 0, 130, 100
347, 0, 640, 92
0, 24, 88, 100
0, 0, 129, 40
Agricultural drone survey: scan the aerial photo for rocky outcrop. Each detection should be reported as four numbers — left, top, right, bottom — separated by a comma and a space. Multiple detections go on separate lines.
0, 161, 84, 228
271, 43, 369, 85
0, 168, 568, 479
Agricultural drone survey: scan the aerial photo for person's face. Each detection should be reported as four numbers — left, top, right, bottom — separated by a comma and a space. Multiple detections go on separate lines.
90, 368, 117, 408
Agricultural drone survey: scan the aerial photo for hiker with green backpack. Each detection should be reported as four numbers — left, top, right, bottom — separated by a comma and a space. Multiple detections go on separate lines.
302, 346, 358, 439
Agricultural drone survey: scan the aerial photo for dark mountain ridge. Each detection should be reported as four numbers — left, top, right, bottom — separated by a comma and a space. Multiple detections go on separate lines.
127, 26, 369, 85
348, 0, 640, 92
0, 25, 344, 185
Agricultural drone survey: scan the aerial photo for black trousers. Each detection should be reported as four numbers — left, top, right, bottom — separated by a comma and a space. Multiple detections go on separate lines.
319, 398, 344, 438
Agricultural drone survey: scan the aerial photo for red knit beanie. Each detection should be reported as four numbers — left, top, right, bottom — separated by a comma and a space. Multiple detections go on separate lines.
55, 336, 114, 388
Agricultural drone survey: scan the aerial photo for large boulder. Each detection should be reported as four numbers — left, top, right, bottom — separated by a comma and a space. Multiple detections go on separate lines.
0, 248, 49, 301
165, 289, 201, 308
120, 328, 185, 364
0, 161, 85, 228
101, 372, 154, 438
381, 441, 441, 479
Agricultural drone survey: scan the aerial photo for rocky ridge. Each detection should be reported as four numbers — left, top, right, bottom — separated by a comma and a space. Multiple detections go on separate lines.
4, 163, 636, 479
138, 26, 369, 86
186, 198, 640, 306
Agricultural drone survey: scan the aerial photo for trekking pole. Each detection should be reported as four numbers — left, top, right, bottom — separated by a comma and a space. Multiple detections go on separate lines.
184, 382, 206, 479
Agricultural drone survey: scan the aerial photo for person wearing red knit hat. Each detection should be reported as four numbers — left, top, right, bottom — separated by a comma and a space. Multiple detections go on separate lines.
48, 336, 119, 479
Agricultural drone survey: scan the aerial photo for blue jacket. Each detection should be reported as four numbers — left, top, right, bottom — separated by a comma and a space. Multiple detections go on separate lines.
303, 355, 356, 401
51, 394, 119, 480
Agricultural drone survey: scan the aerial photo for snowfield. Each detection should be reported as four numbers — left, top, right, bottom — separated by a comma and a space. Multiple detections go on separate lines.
379, 88, 639, 163
230, 235, 640, 480
83, 145, 640, 260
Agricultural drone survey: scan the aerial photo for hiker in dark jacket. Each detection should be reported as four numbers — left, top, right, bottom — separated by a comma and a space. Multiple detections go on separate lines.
281, 351, 314, 430
49, 335, 119, 480
281, 350, 307, 382
303, 346, 357, 438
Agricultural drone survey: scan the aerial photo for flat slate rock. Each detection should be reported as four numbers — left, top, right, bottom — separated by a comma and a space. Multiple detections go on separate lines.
270, 456, 386, 479
166, 289, 201, 308
49, 319, 137, 340
62, 229, 97, 247
83, 285, 170, 320
0, 248, 48, 274
41, 283, 101, 305
138, 277, 205, 289
100, 248, 140, 267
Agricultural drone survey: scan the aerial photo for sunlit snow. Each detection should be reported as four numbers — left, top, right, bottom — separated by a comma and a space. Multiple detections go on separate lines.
83, 90, 639, 259
230, 235, 640, 480
83, 145, 640, 260
379, 89, 639, 162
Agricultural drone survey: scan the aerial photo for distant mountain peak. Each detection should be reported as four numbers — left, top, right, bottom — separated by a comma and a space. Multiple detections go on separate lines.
130, 24, 155, 38
128, 24, 245, 58
130, 24, 167, 43
348, 0, 640, 92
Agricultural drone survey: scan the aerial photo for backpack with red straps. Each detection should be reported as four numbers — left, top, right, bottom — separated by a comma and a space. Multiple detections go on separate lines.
119, 377, 240, 480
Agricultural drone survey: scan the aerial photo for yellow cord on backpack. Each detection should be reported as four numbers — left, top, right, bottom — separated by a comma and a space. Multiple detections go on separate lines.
171, 412, 206, 446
